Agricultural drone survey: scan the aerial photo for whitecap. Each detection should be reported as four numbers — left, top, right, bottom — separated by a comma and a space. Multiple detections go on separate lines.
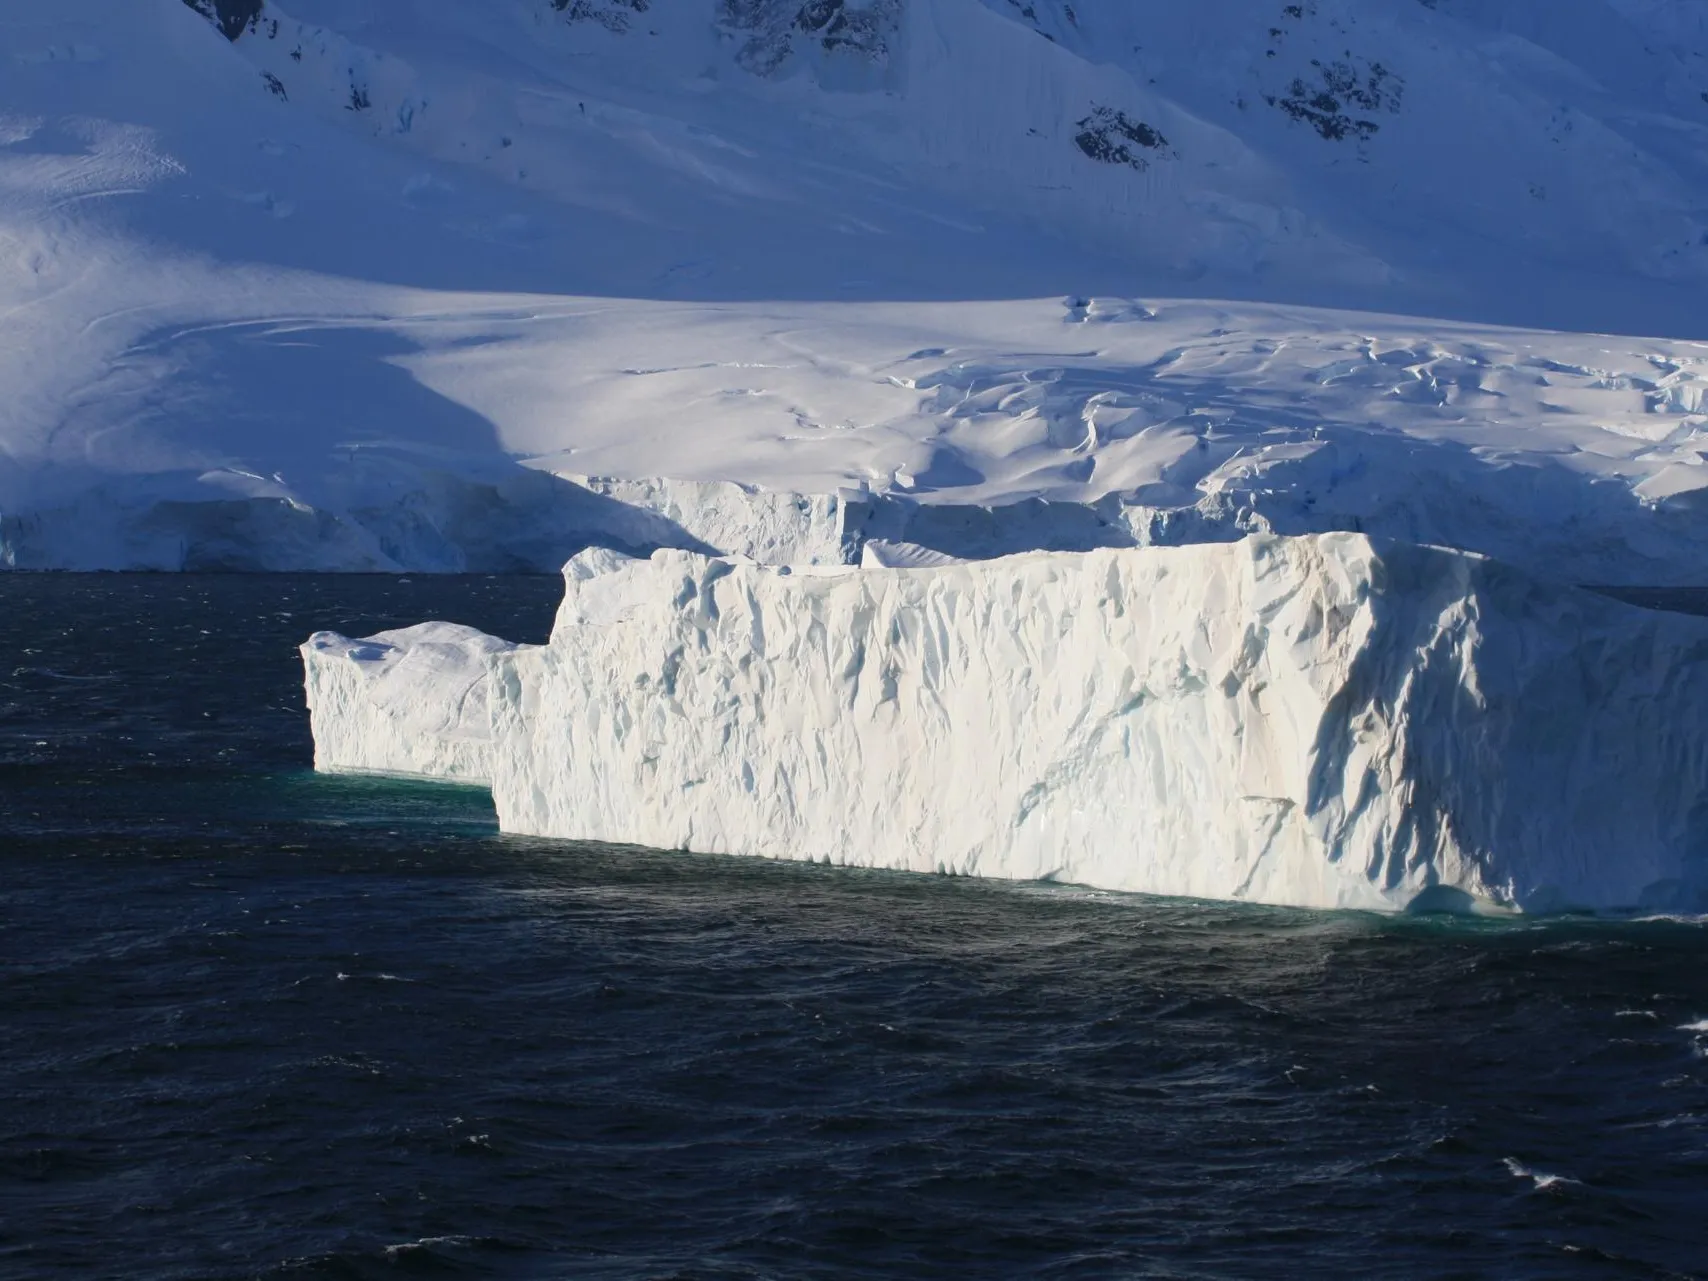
383, 1235, 470, 1260
1631, 914, 1708, 925
1503, 1157, 1580, 1191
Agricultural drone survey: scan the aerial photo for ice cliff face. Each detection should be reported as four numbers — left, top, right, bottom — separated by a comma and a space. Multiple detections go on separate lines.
306, 534, 1708, 913
301, 622, 521, 784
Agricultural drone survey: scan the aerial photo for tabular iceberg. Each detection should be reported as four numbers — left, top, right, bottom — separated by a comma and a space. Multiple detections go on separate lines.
304, 534, 1708, 913
301, 622, 523, 785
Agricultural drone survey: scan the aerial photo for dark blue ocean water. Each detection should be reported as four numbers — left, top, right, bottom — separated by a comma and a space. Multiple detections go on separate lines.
2, 574, 1707, 1280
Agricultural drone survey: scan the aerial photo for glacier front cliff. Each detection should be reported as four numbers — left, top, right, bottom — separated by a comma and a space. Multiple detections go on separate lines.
305, 534, 1708, 913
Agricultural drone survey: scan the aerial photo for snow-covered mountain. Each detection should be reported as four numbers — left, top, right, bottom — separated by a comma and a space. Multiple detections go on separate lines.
5, 0, 1708, 577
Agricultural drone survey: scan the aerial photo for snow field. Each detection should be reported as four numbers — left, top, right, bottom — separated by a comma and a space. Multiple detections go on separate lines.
8, 1, 1708, 577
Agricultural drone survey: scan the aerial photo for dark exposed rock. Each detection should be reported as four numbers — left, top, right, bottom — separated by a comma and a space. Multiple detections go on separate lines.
796, 0, 891, 56
1267, 57, 1402, 141
721, 0, 898, 76
550, 0, 650, 35
182, 0, 263, 42
1073, 106, 1173, 170
998, 0, 1057, 43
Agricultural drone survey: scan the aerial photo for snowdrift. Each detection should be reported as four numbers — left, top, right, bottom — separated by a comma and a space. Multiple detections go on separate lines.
304, 534, 1708, 913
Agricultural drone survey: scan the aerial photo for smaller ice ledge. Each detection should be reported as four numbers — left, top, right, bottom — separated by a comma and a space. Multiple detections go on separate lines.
301, 622, 522, 785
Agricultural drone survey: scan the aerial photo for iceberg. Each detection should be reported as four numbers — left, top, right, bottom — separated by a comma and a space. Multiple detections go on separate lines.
304, 534, 1708, 913
301, 622, 520, 785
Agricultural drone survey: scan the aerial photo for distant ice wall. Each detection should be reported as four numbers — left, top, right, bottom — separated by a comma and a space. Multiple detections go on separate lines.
1, 467, 832, 573
565, 474, 858, 566
19, 438, 1708, 583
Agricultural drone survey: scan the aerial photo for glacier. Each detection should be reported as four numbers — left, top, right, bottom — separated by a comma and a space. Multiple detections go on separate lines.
9, 1, 1708, 577
305, 534, 1708, 913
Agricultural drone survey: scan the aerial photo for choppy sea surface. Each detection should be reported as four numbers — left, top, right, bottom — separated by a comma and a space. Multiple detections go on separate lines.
2, 573, 1706, 1280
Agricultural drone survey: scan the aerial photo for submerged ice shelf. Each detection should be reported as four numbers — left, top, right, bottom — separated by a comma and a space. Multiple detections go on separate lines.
303, 534, 1708, 914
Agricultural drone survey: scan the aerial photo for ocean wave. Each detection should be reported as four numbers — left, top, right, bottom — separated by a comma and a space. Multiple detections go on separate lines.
1503, 1157, 1581, 1192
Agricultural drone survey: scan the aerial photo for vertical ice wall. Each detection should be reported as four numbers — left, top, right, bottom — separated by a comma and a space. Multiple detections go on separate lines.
473, 535, 1708, 912
302, 622, 523, 784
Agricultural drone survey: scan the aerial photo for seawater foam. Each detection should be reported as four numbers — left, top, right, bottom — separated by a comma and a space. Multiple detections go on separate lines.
304, 534, 1708, 913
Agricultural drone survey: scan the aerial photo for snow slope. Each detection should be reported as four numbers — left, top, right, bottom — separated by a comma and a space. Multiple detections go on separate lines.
6, 0, 1708, 577
304, 535, 1708, 913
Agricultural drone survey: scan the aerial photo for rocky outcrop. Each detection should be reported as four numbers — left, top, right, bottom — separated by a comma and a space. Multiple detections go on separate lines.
182, 0, 264, 42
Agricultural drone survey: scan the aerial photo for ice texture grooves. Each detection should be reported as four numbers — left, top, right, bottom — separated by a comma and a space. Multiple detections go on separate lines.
302, 622, 521, 784
410, 534, 1708, 914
